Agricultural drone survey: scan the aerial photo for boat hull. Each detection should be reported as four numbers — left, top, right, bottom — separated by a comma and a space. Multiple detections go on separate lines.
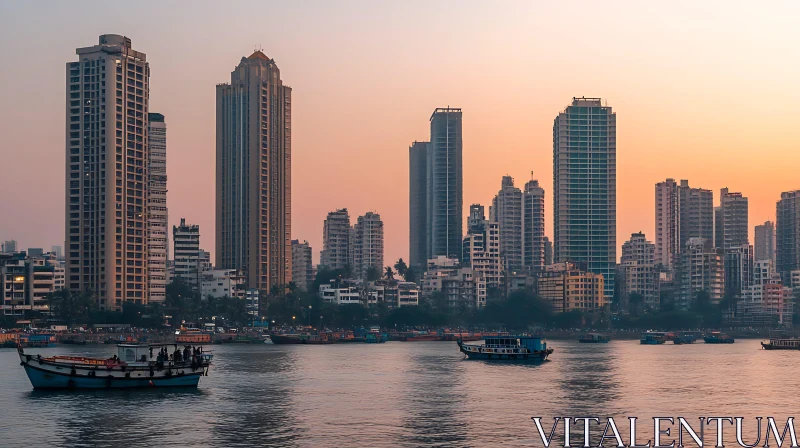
761, 343, 797, 350
22, 363, 201, 389
457, 341, 552, 362
579, 340, 610, 343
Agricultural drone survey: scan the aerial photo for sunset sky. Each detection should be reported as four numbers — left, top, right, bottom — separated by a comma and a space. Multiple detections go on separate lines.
1, 1, 799, 265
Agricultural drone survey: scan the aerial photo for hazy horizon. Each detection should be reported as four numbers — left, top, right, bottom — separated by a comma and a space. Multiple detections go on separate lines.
2, 1, 799, 265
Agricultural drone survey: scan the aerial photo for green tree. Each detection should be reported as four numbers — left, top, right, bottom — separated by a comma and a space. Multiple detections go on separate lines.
365, 266, 381, 282
628, 292, 645, 317
394, 259, 408, 279
384, 266, 395, 281
403, 266, 418, 283
47, 289, 96, 328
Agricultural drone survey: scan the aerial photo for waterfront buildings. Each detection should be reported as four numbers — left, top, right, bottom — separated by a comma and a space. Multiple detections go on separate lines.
754, 221, 776, 263
523, 176, 546, 272
716, 188, 749, 249
147, 112, 168, 304
553, 97, 616, 298
777, 190, 800, 283
408, 141, 429, 272
320, 209, 351, 271
66, 35, 150, 311
291, 240, 314, 291
655, 179, 714, 271
200, 269, 246, 299
537, 262, 606, 313
617, 232, 660, 311
427, 108, 463, 261
2, 241, 17, 253
723, 244, 753, 297
491, 176, 523, 273
367, 280, 420, 308
675, 238, 724, 310
215, 50, 292, 292
421, 256, 486, 308
462, 205, 502, 288
352, 212, 384, 280
736, 260, 793, 327
173, 218, 201, 290
1, 252, 62, 315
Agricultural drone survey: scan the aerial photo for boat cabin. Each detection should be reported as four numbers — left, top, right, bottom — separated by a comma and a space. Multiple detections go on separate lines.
483, 336, 547, 352
118, 344, 152, 363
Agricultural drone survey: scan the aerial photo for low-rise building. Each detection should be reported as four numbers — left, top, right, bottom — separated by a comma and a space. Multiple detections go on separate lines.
421, 256, 487, 308
319, 280, 362, 305
537, 262, 605, 313
0, 252, 59, 315
200, 269, 246, 299
368, 280, 420, 308
245, 289, 259, 318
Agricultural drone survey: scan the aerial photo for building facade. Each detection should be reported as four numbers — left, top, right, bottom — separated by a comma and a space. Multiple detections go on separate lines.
462, 214, 502, 289
675, 238, 724, 310
427, 108, 463, 261
655, 179, 714, 271
754, 221, 776, 264
777, 190, 800, 283
215, 50, 292, 292
618, 232, 660, 310
553, 97, 616, 298
200, 269, 246, 299
408, 141, 429, 272
173, 218, 201, 290
352, 212, 384, 279
320, 209, 351, 271
723, 244, 753, 298
291, 240, 314, 291
66, 35, 150, 311
1, 241, 17, 253
716, 188, 749, 250
147, 113, 167, 304
491, 176, 523, 273
523, 176, 546, 272
537, 262, 606, 313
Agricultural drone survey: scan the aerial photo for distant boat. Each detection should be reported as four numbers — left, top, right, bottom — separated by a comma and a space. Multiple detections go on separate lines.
672, 332, 699, 345
270, 332, 337, 345
578, 333, 610, 343
457, 336, 553, 362
760, 337, 800, 350
17, 343, 212, 389
640, 332, 666, 345
704, 332, 735, 344
364, 327, 388, 343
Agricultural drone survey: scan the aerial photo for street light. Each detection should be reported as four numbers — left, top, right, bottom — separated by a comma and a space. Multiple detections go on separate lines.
308, 305, 312, 327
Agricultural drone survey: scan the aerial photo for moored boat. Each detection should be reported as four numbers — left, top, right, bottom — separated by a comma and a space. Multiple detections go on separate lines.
457, 335, 553, 362
704, 332, 735, 344
17, 343, 212, 389
364, 327, 388, 343
579, 333, 610, 343
640, 332, 666, 345
760, 338, 800, 350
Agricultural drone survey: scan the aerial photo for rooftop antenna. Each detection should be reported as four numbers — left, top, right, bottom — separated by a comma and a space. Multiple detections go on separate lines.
530, 170, 535, 180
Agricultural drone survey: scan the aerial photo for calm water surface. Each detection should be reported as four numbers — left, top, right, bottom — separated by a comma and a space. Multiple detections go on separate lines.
0, 339, 793, 447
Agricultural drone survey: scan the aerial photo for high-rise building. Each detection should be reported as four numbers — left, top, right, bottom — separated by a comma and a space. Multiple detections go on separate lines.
147, 112, 168, 304
173, 218, 201, 290
777, 190, 800, 283
408, 141, 429, 273
544, 237, 553, 266
618, 232, 660, 310
352, 212, 384, 279
754, 221, 776, 263
1, 240, 17, 253
215, 50, 292, 292
723, 244, 753, 297
320, 209, 351, 271
553, 97, 616, 298
523, 175, 545, 272
462, 205, 502, 289
716, 188, 749, 249
466, 204, 486, 236
676, 238, 724, 310
491, 176, 523, 273
291, 240, 314, 291
427, 108, 463, 261
655, 179, 714, 271
51, 246, 63, 259
66, 35, 150, 311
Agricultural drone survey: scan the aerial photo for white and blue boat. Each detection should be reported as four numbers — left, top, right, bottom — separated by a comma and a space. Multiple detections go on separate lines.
457, 335, 553, 362
17, 343, 212, 389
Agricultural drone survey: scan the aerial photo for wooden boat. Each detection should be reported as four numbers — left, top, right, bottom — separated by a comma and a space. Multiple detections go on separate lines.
457, 335, 553, 362
760, 338, 800, 350
578, 333, 610, 343
640, 332, 666, 345
704, 332, 735, 344
17, 343, 212, 389
176, 331, 212, 344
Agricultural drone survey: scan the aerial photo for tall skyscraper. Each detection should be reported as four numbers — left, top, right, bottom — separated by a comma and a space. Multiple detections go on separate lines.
408, 141, 429, 272
173, 218, 201, 291
755, 221, 776, 263
320, 209, 351, 271
523, 175, 545, 272
618, 232, 660, 310
777, 190, 800, 283
716, 188, 749, 249
544, 237, 553, 266
352, 212, 384, 279
66, 35, 149, 311
654, 179, 714, 270
215, 50, 292, 292
291, 240, 314, 291
553, 97, 616, 298
491, 176, 523, 273
427, 108, 463, 261
147, 113, 168, 304
723, 244, 753, 297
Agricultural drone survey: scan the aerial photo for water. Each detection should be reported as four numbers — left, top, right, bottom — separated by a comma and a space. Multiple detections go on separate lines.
0, 339, 793, 447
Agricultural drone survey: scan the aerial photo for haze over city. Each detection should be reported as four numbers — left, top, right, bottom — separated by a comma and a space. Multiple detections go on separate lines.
1, 1, 799, 264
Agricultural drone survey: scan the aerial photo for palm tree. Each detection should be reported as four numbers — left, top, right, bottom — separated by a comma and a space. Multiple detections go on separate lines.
394, 259, 408, 279
384, 266, 395, 281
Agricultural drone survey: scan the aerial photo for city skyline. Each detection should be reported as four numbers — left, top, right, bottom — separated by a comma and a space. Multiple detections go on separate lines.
2, 2, 800, 266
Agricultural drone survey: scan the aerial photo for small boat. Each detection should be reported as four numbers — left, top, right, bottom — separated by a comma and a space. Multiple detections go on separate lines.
457, 335, 553, 362
176, 331, 212, 344
19, 334, 57, 348
579, 333, 610, 343
17, 343, 212, 389
672, 332, 698, 345
269, 332, 337, 345
640, 332, 666, 345
60, 336, 88, 345
704, 332, 735, 344
760, 338, 800, 350
364, 327, 388, 343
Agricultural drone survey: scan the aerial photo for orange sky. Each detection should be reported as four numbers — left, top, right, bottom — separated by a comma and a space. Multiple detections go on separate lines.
1, 1, 799, 265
